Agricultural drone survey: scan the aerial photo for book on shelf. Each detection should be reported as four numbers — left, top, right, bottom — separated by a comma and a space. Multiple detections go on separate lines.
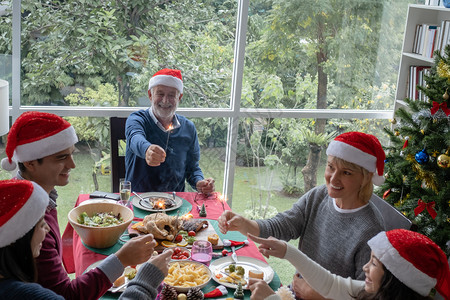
408, 66, 431, 101
425, 0, 446, 6
413, 21, 450, 58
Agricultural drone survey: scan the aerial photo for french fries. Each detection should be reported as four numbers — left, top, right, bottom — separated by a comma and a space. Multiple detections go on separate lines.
164, 262, 210, 288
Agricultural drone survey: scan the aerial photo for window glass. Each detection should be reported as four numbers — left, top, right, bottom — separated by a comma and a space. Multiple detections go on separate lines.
242, 0, 413, 110
0, 0, 11, 101
17, 1, 236, 108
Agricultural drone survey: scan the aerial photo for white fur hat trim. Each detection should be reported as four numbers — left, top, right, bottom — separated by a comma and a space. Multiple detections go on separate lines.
368, 232, 436, 296
0, 182, 49, 248
148, 74, 183, 94
14, 126, 78, 162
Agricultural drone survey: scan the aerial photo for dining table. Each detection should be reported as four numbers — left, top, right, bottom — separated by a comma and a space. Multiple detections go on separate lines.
61, 192, 281, 299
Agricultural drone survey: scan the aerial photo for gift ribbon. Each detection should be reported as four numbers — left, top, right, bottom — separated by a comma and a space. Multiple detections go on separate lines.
430, 101, 450, 116
414, 199, 437, 219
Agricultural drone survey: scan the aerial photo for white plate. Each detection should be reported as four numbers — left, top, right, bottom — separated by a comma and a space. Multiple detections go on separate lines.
209, 256, 274, 289
84, 261, 140, 293
79, 199, 118, 206
132, 192, 183, 212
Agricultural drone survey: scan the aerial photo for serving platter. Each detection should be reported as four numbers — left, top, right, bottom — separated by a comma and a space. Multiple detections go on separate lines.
132, 192, 183, 212
209, 256, 274, 289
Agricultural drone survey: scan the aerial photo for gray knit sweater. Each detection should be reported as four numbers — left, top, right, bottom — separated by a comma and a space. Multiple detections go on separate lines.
255, 184, 385, 280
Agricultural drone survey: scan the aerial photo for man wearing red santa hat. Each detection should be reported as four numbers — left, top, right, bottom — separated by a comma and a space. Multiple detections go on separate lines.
1, 111, 157, 300
125, 68, 215, 193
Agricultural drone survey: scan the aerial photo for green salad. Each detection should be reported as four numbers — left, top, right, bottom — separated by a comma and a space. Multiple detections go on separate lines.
77, 211, 124, 227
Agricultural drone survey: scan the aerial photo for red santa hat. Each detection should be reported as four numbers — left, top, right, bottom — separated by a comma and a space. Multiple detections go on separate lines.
148, 68, 183, 94
1, 111, 78, 171
368, 229, 450, 299
0, 179, 49, 248
326, 131, 385, 185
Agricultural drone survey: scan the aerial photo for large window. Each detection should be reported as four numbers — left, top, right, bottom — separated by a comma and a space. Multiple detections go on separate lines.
0, 0, 417, 201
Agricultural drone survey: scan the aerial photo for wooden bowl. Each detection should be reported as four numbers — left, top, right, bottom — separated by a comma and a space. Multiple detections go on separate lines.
68, 202, 133, 248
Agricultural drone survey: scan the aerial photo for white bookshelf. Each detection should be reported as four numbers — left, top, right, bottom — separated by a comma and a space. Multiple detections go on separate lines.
395, 4, 450, 110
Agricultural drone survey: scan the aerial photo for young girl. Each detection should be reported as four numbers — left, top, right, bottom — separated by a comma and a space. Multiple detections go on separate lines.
248, 230, 450, 300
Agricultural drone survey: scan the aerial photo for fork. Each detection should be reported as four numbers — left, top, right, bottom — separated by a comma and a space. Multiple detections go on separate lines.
231, 246, 238, 263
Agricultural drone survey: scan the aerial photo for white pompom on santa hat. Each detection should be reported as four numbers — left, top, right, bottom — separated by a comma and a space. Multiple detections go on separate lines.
0, 179, 49, 247
326, 131, 386, 185
1, 111, 78, 171
148, 68, 183, 94
368, 229, 450, 299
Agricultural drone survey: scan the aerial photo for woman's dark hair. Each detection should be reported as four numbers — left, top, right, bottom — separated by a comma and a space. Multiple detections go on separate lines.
0, 224, 37, 282
353, 266, 433, 300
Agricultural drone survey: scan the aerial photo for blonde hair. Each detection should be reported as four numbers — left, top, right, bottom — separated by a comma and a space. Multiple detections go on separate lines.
329, 156, 374, 203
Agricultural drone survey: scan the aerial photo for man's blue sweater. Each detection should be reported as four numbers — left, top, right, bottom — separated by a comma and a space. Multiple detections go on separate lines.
125, 109, 204, 192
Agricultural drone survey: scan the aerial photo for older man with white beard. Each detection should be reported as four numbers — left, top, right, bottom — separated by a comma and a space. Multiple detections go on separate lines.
125, 68, 215, 193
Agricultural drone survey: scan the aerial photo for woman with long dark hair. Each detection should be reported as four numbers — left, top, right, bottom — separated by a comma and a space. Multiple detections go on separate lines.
0, 179, 63, 299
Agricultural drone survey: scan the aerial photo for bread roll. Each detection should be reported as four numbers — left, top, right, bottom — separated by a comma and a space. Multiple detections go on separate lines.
248, 270, 264, 279
208, 233, 219, 245
113, 274, 125, 287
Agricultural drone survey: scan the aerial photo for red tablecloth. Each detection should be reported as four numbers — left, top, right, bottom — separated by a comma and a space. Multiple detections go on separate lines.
62, 192, 267, 276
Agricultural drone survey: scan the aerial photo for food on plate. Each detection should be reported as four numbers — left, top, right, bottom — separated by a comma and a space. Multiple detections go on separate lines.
113, 266, 137, 287
174, 234, 183, 242
185, 236, 196, 245
135, 213, 182, 240
248, 270, 264, 279
188, 231, 196, 237
216, 271, 247, 285
77, 211, 123, 227
168, 247, 190, 260
113, 275, 125, 287
162, 241, 177, 248
177, 240, 188, 247
182, 219, 208, 233
164, 262, 210, 288
208, 233, 219, 245
146, 196, 176, 210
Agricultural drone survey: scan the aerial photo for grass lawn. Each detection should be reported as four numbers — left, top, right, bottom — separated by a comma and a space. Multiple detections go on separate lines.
0, 145, 326, 286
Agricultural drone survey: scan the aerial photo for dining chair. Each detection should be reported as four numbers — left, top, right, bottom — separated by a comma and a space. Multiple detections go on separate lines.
371, 194, 412, 230
110, 117, 127, 193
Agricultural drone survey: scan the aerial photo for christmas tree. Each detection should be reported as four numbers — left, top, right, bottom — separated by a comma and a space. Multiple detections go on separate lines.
379, 45, 450, 254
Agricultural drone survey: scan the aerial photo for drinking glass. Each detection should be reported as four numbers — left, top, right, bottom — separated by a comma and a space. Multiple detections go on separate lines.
191, 240, 213, 266
118, 180, 132, 208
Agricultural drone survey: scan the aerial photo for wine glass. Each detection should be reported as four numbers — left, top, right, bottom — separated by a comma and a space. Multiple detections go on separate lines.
118, 179, 132, 208
191, 240, 213, 266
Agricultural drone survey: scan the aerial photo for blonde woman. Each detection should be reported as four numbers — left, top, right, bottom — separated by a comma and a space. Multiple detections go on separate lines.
219, 132, 387, 299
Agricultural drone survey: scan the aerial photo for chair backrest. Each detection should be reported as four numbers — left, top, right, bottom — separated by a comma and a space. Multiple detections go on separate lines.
110, 117, 127, 193
371, 194, 412, 230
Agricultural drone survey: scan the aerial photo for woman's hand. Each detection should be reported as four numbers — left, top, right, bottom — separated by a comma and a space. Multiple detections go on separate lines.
248, 234, 287, 259
149, 250, 173, 277
218, 210, 259, 236
292, 274, 327, 300
248, 278, 275, 300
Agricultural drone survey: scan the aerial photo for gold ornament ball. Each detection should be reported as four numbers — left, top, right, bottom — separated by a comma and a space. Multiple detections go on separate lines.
390, 118, 397, 124
178, 294, 187, 300
437, 153, 450, 168
444, 90, 449, 100
395, 131, 400, 136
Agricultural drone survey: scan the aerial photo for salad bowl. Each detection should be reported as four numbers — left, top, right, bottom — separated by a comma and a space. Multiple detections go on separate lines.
68, 202, 133, 248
